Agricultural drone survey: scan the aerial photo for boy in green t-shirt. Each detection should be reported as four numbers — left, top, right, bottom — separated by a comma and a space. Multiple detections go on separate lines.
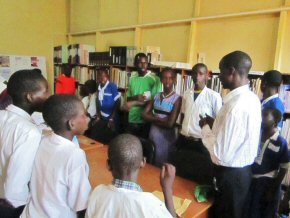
126, 53, 161, 138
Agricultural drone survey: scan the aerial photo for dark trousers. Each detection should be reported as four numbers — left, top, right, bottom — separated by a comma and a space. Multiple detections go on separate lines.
173, 134, 213, 185
211, 165, 252, 218
245, 177, 280, 218
0, 202, 24, 218
127, 123, 150, 139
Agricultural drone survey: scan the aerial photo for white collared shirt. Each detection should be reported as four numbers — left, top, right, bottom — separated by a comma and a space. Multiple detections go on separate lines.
201, 85, 262, 167
21, 133, 91, 218
85, 184, 172, 218
0, 105, 41, 207
181, 86, 222, 138
82, 93, 97, 118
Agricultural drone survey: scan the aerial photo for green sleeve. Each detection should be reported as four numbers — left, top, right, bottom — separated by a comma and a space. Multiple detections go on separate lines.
151, 76, 162, 98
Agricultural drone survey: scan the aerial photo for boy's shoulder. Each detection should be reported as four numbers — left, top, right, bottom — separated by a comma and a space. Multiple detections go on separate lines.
88, 184, 171, 217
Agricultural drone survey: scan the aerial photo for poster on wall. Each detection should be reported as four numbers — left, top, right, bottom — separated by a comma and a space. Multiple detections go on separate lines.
0, 54, 47, 92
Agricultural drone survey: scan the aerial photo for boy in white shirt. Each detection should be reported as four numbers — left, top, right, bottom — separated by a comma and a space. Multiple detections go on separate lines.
21, 95, 91, 218
86, 134, 176, 218
0, 69, 49, 218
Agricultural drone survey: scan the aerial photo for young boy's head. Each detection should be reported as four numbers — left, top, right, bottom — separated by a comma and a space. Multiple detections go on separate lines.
43, 94, 89, 136
262, 108, 282, 131
84, 79, 97, 94
7, 69, 49, 113
108, 134, 146, 180
260, 70, 282, 94
192, 63, 208, 90
62, 64, 72, 77
99, 69, 110, 86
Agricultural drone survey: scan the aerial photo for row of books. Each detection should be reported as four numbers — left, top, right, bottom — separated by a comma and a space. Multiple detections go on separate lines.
89, 52, 110, 66
110, 68, 129, 89
71, 66, 96, 85
53, 44, 95, 65
109, 46, 137, 66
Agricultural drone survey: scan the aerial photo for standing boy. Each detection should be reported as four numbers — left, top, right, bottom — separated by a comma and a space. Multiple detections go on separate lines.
200, 51, 261, 218
85, 134, 176, 218
260, 70, 285, 129
21, 95, 91, 218
247, 108, 289, 218
55, 63, 76, 95
174, 63, 222, 184
0, 69, 49, 217
126, 53, 162, 138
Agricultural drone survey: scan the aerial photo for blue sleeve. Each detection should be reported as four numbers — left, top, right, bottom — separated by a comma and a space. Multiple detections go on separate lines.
279, 137, 289, 169
110, 83, 120, 101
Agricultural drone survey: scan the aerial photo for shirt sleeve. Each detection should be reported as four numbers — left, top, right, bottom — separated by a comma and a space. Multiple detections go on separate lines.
55, 76, 63, 94
279, 139, 290, 169
67, 150, 92, 212
5, 129, 41, 207
151, 76, 162, 98
213, 94, 222, 118
111, 83, 121, 102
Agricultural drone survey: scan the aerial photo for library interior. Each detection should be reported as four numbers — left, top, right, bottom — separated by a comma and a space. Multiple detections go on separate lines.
1, 0, 290, 218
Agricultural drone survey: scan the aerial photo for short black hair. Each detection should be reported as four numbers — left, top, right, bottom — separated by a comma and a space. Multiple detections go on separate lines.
220, 51, 252, 76
262, 70, 282, 87
43, 94, 81, 132
7, 69, 45, 104
263, 107, 282, 126
161, 67, 176, 79
134, 53, 148, 67
84, 79, 97, 94
62, 64, 72, 76
108, 134, 143, 177
192, 63, 208, 72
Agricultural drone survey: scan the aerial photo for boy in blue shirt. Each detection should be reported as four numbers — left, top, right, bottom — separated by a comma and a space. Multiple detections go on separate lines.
261, 70, 285, 129
247, 108, 289, 218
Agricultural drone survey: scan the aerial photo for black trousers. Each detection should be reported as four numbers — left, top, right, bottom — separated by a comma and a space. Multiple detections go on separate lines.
173, 134, 214, 185
0, 203, 24, 218
211, 165, 252, 218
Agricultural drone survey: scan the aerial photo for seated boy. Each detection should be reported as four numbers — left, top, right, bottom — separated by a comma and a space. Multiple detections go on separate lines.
85, 134, 176, 218
21, 95, 91, 218
247, 108, 290, 218
0, 69, 49, 218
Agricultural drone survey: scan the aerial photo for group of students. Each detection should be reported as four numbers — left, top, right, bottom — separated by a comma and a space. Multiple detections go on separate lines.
0, 69, 176, 218
0, 49, 289, 218
120, 51, 290, 218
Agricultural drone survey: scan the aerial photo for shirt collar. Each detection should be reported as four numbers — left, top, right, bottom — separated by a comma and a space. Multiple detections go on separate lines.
98, 81, 109, 91
142, 70, 152, 77
189, 86, 207, 94
223, 85, 249, 104
261, 94, 279, 106
6, 104, 34, 122
112, 179, 143, 192
269, 130, 280, 141
50, 132, 79, 148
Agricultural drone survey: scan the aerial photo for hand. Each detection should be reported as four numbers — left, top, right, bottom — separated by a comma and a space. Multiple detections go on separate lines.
107, 119, 115, 130
160, 163, 176, 191
205, 114, 214, 129
199, 115, 208, 128
137, 94, 147, 102
91, 116, 100, 126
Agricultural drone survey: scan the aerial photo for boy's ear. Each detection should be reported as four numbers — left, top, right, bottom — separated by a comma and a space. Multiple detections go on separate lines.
107, 159, 112, 171
67, 119, 74, 131
26, 92, 33, 103
140, 157, 146, 168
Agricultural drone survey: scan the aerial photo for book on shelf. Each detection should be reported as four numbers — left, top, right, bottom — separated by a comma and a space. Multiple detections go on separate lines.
109, 46, 137, 66
89, 52, 110, 66
110, 67, 129, 89
53, 45, 68, 64
279, 84, 290, 113
68, 44, 95, 65
71, 66, 96, 85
